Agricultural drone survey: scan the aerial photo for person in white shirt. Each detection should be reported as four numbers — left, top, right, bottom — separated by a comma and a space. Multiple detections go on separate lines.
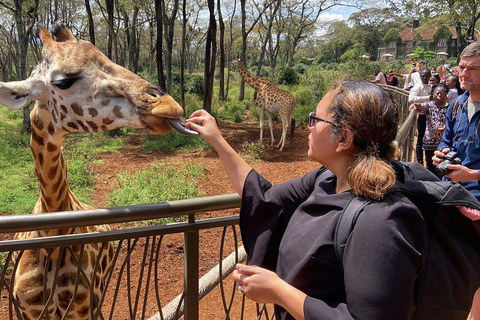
409, 68, 432, 165
407, 60, 426, 89
445, 75, 461, 103
371, 67, 386, 84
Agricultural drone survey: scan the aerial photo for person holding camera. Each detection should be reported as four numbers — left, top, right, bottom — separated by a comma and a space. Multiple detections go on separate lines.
432, 41, 480, 320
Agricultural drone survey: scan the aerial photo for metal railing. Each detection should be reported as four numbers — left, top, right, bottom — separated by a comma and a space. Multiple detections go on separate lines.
379, 84, 416, 162
0, 194, 276, 320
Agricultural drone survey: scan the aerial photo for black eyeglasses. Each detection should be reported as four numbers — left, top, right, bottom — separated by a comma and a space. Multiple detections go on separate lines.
308, 112, 335, 127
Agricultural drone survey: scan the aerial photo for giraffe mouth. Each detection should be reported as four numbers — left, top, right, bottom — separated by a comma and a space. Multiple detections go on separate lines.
167, 118, 199, 136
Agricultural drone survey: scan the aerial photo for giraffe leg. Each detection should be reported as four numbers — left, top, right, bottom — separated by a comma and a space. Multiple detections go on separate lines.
267, 113, 275, 146
277, 120, 288, 151
259, 109, 264, 142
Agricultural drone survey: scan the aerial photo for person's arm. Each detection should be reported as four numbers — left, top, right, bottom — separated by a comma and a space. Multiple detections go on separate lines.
408, 85, 430, 103
185, 109, 252, 196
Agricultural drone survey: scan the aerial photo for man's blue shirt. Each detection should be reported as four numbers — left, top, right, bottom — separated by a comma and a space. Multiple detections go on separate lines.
438, 91, 480, 201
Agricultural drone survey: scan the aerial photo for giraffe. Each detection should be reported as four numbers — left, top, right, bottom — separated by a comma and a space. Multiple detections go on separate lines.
0, 23, 191, 319
230, 59, 296, 151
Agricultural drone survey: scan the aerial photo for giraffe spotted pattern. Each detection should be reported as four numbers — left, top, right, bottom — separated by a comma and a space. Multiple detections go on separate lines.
0, 22, 186, 319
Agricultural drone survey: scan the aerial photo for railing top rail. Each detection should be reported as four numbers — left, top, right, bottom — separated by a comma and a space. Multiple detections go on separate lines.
378, 84, 410, 96
0, 193, 241, 234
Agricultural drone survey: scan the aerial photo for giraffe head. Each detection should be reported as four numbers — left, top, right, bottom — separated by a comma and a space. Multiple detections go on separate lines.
230, 59, 242, 71
0, 23, 186, 135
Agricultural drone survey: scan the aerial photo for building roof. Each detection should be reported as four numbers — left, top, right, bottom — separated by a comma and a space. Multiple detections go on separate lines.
399, 26, 457, 42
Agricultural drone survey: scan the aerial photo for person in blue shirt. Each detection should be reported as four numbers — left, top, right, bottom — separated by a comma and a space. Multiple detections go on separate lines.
433, 41, 480, 320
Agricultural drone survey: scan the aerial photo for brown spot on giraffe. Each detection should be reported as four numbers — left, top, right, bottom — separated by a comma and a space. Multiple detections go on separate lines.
71, 102, 84, 116
88, 107, 98, 117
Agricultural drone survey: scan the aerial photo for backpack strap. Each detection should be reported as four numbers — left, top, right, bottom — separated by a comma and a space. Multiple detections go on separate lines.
333, 195, 372, 270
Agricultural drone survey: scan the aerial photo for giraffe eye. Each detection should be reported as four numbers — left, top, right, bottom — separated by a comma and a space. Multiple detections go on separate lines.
52, 77, 78, 90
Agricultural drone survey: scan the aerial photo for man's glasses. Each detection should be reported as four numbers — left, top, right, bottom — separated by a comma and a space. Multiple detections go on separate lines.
308, 112, 335, 127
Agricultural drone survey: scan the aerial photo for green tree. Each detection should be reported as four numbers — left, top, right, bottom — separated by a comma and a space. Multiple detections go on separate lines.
411, 46, 437, 60
340, 43, 368, 62
433, 24, 453, 42
383, 28, 401, 44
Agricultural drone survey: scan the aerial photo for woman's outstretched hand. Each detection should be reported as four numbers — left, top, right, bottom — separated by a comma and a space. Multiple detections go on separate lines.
185, 109, 223, 146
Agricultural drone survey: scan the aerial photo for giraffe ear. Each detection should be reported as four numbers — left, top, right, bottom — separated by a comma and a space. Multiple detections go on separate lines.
50, 22, 76, 42
0, 80, 34, 110
34, 23, 54, 47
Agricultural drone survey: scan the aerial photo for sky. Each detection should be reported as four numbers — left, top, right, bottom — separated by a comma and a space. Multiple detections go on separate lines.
319, 6, 360, 22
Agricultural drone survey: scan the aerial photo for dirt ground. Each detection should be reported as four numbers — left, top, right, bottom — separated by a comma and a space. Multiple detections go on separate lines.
91, 121, 319, 319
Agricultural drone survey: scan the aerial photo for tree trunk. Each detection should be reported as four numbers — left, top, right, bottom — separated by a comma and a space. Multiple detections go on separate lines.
257, 0, 281, 76
203, 0, 216, 113
217, 0, 225, 101
180, 0, 187, 109
85, 0, 96, 44
106, 0, 115, 61
162, 0, 179, 93
155, 0, 166, 91
11, 0, 38, 131
239, 0, 246, 101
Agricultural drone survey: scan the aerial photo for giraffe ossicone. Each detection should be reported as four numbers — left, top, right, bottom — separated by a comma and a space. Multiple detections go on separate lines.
0, 22, 191, 319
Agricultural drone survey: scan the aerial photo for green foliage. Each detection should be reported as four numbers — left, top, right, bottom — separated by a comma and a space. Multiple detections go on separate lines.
239, 141, 265, 163
171, 73, 205, 96
383, 28, 401, 44
221, 100, 249, 123
338, 60, 380, 81
0, 121, 37, 215
142, 131, 210, 153
278, 67, 300, 85
411, 46, 437, 61
339, 43, 368, 62
107, 161, 204, 208
433, 24, 453, 41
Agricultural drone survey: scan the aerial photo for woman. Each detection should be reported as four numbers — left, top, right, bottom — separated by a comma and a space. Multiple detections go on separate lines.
410, 83, 450, 175
186, 80, 426, 320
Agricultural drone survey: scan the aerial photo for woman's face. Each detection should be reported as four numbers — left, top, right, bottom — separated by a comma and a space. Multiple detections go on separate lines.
432, 87, 448, 105
308, 91, 338, 164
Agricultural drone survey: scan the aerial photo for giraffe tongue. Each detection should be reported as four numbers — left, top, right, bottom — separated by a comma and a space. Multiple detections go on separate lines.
167, 118, 199, 136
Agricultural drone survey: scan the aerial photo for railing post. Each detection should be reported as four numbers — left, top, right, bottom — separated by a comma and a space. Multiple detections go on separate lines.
184, 214, 199, 319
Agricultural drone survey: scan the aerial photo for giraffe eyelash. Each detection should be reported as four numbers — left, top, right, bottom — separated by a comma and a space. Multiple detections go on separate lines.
51, 77, 79, 90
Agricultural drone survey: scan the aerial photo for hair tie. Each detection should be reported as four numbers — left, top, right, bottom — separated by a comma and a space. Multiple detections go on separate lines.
366, 142, 380, 157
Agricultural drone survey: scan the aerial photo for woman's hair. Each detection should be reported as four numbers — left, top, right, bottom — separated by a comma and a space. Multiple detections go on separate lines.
329, 80, 399, 200
431, 83, 449, 95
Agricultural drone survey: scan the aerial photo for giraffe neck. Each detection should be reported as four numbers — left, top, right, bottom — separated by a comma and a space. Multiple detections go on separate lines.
236, 63, 264, 91
30, 103, 84, 216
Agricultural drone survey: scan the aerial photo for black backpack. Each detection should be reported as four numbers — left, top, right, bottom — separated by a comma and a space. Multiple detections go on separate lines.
316, 161, 480, 320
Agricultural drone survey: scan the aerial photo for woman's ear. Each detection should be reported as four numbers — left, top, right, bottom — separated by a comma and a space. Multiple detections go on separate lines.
336, 128, 356, 154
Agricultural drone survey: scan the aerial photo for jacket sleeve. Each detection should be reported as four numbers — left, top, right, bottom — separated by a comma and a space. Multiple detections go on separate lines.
239, 169, 319, 270
408, 85, 430, 103
303, 194, 427, 320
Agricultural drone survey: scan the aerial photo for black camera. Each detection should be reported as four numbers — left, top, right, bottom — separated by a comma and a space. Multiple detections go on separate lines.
435, 151, 462, 176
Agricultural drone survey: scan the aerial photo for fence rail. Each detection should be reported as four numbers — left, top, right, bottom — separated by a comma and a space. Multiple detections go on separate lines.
0, 194, 274, 320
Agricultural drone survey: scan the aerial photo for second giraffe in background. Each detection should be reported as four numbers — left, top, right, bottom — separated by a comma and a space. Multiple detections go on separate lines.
230, 59, 295, 151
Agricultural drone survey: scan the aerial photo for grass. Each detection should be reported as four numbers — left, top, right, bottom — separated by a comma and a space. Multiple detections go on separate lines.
142, 131, 210, 153
107, 161, 205, 225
